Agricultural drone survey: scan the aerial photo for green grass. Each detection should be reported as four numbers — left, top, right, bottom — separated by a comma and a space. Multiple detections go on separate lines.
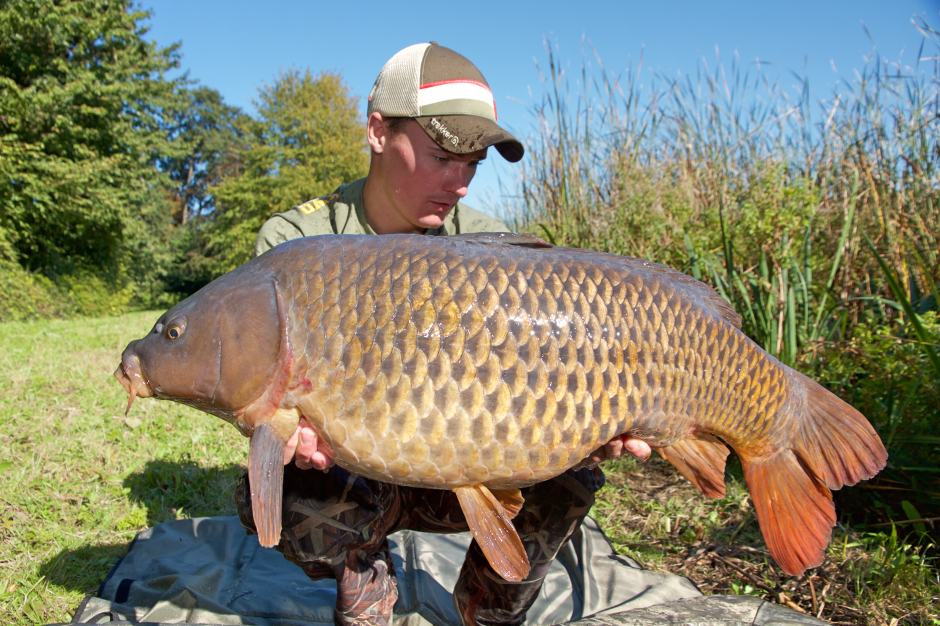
0, 312, 246, 624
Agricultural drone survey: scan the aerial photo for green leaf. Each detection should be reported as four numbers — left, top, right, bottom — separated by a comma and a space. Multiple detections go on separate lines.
863, 234, 940, 380
0, 460, 13, 474
900, 501, 927, 534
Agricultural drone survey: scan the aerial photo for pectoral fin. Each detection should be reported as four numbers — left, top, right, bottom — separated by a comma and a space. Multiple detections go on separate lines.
249, 422, 287, 547
454, 485, 530, 582
656, 432, 730, 498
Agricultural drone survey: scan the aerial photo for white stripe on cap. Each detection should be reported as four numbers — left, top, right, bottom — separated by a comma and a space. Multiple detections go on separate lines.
417, 80, 496, 115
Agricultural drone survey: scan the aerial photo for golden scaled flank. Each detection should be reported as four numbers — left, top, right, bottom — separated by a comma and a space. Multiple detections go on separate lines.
278, 237, 789, 489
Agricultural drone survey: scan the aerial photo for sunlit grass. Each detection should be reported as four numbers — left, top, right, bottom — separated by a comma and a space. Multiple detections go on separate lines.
0, 313, 246, 624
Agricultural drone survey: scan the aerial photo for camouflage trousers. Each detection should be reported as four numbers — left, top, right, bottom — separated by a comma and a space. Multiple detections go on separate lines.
235, 464, 605, 626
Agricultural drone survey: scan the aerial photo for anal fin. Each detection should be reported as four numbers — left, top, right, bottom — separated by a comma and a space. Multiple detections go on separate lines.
249, 422, 287, 548
454, 485, 530, 582
656, 432, 730, 498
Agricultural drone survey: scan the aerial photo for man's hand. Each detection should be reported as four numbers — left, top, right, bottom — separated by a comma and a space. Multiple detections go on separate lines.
283, 418, 335, 470
577, 435, 652, 469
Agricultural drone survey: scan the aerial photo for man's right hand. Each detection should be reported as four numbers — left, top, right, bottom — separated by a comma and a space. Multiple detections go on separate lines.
283, 418, 335, 470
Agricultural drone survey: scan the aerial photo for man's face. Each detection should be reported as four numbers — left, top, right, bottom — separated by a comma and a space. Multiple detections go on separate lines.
376, 119, 488, 232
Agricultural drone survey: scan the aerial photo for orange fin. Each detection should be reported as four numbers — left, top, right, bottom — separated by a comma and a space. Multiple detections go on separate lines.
742, 450, 835, 576
655, 432, 730, 498
249, 422, 287, 548
791, 374, 888, 490
454, 485, 530, 582
489, 488, 525, 519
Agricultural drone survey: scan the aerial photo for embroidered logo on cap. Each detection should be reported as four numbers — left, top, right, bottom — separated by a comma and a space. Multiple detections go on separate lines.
430, 117, 460, 147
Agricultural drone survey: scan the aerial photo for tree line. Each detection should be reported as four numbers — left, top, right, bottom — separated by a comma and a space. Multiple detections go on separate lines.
0, 0, 368, 319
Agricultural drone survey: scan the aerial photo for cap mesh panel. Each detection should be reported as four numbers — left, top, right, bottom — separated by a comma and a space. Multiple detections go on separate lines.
367, 43, 427, 117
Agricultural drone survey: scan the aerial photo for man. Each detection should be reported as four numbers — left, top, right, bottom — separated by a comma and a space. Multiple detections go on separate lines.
238, 43, 651, 626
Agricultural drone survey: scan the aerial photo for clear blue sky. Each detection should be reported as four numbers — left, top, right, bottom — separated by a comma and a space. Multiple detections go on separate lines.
141, 0, 939, 212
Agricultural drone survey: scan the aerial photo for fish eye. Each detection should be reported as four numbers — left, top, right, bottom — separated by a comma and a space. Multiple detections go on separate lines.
165, 316, 187, 340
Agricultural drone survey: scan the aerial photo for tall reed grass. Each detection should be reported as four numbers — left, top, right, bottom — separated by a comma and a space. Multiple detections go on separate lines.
506, 20, 939, 486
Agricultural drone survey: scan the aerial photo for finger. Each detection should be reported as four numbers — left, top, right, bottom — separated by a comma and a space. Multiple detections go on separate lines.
294, 427, 318, 470
310, 439, 336, 471
624, 438, 652, 462
605, 437, 625, 459
282, 426, 302, 465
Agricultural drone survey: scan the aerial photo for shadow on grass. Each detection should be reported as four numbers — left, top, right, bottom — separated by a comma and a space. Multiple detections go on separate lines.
39, 460, 245, 596
124, 459, 244, 528
40, 541, 131, 595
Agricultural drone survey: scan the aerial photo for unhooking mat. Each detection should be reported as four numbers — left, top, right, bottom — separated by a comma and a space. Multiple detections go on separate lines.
63, 516, 828, 626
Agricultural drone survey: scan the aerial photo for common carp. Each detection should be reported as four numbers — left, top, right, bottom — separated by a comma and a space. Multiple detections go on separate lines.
115, 233, 887, 581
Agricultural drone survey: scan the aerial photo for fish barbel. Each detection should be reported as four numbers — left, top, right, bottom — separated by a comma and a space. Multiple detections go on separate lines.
114, 233, 887, 581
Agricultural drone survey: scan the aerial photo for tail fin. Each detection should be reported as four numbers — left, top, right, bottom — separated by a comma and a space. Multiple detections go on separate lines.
791, 375, 888, 490
742, 450, 835, 575
742, 373, 887, 576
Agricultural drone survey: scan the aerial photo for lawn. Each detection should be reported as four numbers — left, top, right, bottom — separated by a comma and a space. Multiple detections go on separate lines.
0, 312, 245, 624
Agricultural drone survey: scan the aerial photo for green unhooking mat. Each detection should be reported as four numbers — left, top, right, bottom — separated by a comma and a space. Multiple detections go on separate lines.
60, 516, 827, 626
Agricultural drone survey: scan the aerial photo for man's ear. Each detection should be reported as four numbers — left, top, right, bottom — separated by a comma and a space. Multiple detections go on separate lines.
367, 112, 387, 154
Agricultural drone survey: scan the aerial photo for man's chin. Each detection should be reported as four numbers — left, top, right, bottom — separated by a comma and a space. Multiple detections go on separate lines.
416, 208, 452, 229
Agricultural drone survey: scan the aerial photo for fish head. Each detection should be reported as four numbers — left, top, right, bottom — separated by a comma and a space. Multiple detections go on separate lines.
114, 274, 286, 425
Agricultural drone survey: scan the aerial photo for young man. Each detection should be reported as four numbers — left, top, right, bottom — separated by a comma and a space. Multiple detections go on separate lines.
240, 43, 651, 626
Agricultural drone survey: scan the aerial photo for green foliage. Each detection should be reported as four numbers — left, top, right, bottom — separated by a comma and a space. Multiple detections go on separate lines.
0, 259, 69, 321
155, 86, 249, 224
209, 69, 368, 273
0, 0, 180, 278
815, 313, 940, 472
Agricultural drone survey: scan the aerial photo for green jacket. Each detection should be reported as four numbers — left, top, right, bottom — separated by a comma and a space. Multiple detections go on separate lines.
254, 178, 510, 256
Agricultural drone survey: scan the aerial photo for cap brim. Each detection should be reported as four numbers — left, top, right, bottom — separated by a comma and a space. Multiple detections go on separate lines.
415, 115, 524, 163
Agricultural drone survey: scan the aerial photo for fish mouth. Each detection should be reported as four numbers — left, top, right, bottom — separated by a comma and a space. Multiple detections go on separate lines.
114, 351, 154, 415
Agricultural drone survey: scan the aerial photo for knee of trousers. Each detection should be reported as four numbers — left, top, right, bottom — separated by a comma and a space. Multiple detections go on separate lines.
234, 463, 402, 571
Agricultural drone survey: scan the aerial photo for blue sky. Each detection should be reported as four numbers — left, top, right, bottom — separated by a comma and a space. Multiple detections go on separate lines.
142, 0, 939, 211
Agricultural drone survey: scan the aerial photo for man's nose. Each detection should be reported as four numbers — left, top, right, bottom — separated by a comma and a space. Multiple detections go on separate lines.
443, 162, 473, 197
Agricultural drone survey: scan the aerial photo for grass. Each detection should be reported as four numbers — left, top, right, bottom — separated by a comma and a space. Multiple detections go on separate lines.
1, 313, 937, 625
594, 455, 940, 625
0, 312, 245, 624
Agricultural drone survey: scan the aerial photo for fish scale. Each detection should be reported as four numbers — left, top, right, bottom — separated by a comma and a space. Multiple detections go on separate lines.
271, 235, 779, 488
116, 232, 887, 578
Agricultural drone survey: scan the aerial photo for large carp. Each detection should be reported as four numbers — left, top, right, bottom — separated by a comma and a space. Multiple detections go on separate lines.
115, 233, 886, 581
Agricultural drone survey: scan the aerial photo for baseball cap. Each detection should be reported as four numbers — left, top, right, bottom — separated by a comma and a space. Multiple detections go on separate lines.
367, 43, 524, 163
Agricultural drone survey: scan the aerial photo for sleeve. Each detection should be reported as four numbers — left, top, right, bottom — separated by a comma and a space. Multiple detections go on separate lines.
255, 216, 304, 257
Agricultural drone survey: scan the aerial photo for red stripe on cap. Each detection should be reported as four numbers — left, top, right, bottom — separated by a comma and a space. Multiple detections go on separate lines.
420, 79, 492, 92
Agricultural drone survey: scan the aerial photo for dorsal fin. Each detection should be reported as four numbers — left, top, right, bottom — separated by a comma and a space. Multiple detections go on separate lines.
448, 232, 553, 248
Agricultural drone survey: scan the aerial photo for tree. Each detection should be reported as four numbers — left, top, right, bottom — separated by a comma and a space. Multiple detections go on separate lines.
208, 69, 369, 272
156, 87, 248, 225
0, 0, 181, 278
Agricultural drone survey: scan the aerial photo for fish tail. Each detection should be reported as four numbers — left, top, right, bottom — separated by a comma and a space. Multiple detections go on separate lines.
741, 372, 887, 576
